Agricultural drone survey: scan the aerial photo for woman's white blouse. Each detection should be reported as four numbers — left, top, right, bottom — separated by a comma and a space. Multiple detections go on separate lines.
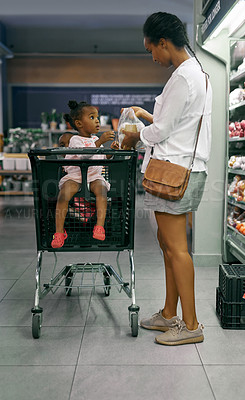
140, 57, 212, 173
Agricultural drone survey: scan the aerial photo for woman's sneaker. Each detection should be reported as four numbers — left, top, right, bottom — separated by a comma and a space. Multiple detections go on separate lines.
140, 310, 180, 332
155, 320, 204, 345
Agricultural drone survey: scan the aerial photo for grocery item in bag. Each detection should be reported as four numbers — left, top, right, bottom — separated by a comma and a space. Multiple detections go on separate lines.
117, 108, 145, 150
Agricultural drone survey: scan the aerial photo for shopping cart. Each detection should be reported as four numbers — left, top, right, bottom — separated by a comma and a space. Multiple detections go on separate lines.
28, 147, 140, 338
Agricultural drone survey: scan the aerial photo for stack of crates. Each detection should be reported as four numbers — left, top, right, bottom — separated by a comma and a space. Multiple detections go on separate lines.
216, 264, 245, 329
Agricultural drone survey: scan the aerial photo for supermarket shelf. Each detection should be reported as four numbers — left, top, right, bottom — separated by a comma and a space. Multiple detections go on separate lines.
0, 170, 31, 175
229, 100, 245, 111
228, 168, 245, 175
229, 137, 245, 142
228, 197, 245, 210
0, 191, 33, 196
226, 226, 245, 263
230, 69, 245, 84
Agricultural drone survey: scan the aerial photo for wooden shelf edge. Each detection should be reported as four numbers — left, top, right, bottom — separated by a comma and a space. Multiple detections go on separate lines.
0, 191, 33, 196
0, 170, 32, 175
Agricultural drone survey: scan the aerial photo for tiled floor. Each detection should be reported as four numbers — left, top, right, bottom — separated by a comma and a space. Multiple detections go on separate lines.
0, 195, 245, 400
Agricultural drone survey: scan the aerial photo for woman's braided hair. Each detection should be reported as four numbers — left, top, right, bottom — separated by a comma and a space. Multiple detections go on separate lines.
143, 12, 204, 72
64, 100, 91, 131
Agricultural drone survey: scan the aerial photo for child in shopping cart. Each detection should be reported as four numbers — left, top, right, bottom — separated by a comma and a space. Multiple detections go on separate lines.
51, 100, 118, 248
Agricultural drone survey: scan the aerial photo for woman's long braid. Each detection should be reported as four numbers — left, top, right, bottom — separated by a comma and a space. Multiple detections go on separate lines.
183, 31, 204, 73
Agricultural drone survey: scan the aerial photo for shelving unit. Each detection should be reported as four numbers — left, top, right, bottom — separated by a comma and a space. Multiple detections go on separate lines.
229, 100, 245, 111
225, 38, 245, 263
0, 154, 33, 196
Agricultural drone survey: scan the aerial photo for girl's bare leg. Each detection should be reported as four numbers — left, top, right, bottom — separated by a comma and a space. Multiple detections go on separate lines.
155, 211, 198, 331
55, 180, 80, 232
90, 179, 108, 227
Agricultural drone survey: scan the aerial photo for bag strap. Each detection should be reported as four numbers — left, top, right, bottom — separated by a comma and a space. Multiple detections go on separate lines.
189, 73, 209, 171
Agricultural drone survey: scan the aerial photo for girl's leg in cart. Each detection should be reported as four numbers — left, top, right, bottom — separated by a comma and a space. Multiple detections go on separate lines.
90, 179, 108, 241
55, 179, 81, 232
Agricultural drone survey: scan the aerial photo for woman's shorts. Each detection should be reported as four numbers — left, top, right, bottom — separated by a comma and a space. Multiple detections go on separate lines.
143, 171, 207, 215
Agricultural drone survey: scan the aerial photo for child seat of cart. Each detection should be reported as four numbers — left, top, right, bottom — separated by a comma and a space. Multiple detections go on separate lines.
30, 148, 136, 252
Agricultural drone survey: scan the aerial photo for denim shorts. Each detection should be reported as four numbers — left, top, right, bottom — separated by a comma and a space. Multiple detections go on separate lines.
143, 171, 207, 215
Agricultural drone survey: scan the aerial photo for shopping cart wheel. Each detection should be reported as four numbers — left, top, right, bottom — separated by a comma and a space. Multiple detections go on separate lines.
32, 313, 42, 339
130, 313, 138, 337
65, 273, 73, 296
103, 276, 111, 296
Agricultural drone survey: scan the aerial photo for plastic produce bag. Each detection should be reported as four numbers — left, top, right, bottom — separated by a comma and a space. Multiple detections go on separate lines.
117, 108, 145, 150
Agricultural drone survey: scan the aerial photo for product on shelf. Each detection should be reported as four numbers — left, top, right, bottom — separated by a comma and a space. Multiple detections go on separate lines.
229, 120, 245, 138
228, 155, 245, 169
228, 175, 241, 198
229, 87, 245, 106
227, 206, 245, 235
238, 57, 245, 72
228, 175, 245, 202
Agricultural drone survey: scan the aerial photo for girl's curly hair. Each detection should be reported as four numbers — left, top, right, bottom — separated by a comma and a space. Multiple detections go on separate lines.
63, 100, 91, 131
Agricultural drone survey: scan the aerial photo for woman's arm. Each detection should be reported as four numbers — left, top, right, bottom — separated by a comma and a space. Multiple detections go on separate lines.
130, 106, 153, 124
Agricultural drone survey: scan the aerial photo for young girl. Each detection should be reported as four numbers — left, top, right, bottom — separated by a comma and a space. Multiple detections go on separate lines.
51, 100, 118, 248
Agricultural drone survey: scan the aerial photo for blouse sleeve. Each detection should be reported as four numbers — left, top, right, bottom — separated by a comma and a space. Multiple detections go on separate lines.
140, 75, 189, 146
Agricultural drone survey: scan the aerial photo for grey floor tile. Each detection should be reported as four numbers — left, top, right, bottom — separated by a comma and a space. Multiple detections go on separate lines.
78, 326, 201, 366
0, 280, 17, 301
194, 266, 219, 280
93, 278, 165, 300
86, 298, 133, 327
0, 298, 90, 327
197, 326, 245, 364
195, 279, 217, 300
0, 252, 36, 279
205, 365, 245, 400
71, 365, 214, 400
0, 223, 36, 250
0, 327, 83, 365
0, 365, 75, 400
196, 299, 220, 327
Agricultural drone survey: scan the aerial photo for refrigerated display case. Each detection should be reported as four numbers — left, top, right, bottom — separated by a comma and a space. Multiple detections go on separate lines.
193, 0, 245, 266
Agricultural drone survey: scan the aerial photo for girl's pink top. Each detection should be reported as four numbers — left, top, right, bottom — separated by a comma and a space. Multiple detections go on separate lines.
59, 135, 110, 190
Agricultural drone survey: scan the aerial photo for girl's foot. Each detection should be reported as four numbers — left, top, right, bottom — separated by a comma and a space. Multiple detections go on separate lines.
51, 230, 68, 248
93, 225, 105, 241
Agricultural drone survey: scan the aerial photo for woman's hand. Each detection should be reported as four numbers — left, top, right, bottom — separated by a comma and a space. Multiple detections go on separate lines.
120, 106, 143, 119
96, 131, 115, 146
121, 130, 140, 150
120, 106, 153, 123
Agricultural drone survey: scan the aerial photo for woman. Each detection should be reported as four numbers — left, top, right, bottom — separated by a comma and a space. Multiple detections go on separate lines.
122, 12, 212, 345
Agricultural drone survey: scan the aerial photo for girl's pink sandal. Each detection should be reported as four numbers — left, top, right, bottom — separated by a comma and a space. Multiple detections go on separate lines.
51, 230, 68, 248
93, 225, 105, 241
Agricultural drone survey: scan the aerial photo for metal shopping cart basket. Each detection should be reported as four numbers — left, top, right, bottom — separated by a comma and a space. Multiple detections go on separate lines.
28, 147, 140, 338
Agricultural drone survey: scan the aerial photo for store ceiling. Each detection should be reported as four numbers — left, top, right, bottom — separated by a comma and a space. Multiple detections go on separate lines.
0, 0, 193, 55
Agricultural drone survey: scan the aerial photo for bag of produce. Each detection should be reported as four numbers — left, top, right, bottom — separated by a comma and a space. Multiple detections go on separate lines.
117, 108, 145, 150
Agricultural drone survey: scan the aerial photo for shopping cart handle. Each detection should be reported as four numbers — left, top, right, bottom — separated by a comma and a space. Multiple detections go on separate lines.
28, 148, 137, 157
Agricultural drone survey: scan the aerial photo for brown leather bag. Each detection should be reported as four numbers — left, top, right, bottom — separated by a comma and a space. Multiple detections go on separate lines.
142, 159, 191, 200
142, 74, 208, 201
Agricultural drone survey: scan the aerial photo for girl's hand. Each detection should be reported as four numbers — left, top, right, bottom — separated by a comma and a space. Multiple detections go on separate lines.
99, 131, 115, 144
110, 141, 119, 150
